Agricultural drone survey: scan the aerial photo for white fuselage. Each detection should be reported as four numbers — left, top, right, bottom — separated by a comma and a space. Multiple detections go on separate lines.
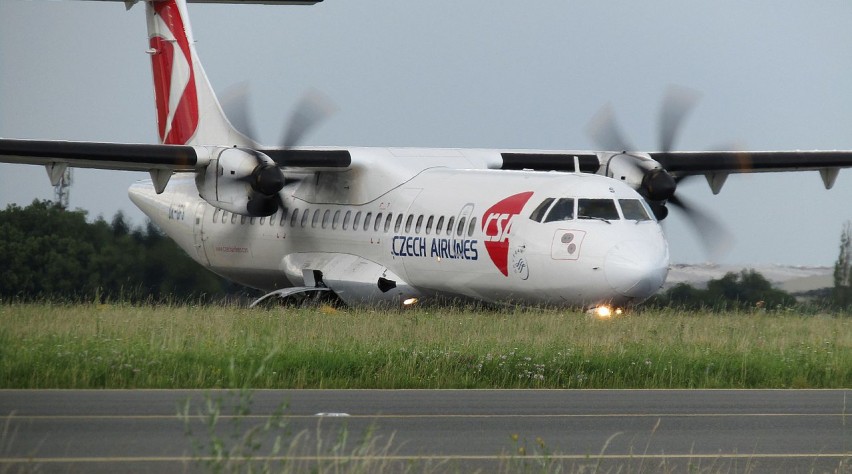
129, 147, 670, 308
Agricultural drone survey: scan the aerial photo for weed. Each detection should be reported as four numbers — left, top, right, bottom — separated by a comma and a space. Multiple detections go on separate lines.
0, 303, 850, 389
178, 390, 435, 473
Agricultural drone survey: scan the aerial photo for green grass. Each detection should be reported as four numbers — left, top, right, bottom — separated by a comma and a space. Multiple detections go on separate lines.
0, 303, 849, 389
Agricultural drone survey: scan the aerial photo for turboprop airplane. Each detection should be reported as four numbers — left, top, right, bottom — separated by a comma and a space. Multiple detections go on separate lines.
3, 0, 852, 311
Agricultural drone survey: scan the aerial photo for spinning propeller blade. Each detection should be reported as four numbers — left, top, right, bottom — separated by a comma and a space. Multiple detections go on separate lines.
587, 86, 732, 258
221, 84, 337, 216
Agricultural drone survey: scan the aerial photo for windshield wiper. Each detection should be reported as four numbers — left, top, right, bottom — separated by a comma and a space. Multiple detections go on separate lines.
578, 216, 612, 224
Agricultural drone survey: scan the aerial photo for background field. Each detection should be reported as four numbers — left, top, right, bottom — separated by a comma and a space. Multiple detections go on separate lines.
0, 304, 849, 389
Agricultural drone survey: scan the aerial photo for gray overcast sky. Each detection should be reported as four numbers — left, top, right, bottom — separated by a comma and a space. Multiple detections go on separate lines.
2, 0, 852, 266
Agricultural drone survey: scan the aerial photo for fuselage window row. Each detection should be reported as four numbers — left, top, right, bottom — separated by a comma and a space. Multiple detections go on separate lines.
210, 205, 477, 239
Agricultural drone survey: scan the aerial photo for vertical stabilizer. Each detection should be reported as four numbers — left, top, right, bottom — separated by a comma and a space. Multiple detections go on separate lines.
145, 0, 247, 146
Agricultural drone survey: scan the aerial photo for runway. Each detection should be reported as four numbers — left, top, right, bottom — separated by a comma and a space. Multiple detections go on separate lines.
1, 389, 850, 473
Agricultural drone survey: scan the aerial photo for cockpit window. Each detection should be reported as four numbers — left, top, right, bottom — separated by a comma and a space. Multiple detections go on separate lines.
619, 199, 651, 221
543, 198, 575, 223
529, 198, 554, 223
577, 199, 619, 221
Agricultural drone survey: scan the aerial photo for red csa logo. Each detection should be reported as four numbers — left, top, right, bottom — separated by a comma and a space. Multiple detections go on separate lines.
482, 191, 534, 276
149, 1, 199, 145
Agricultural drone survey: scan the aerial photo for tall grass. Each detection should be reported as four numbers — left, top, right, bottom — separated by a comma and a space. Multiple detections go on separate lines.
0, 303, 849, 389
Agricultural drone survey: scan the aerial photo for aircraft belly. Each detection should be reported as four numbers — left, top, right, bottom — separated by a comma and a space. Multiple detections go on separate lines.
280, 252, 417, 305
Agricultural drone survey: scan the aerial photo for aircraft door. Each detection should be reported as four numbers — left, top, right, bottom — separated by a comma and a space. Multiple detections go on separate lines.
193, 202, 210, 265
455, 203, 475, 236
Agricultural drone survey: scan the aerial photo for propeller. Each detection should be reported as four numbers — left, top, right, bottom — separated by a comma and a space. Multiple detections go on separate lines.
221, 83, 337, 216
658, 85, 701, 154
667, 194, 733, 261
586, 103, 635, 153
586, 85, 733, 259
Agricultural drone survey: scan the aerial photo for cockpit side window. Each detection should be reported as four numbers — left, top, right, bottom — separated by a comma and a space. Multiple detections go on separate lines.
578, 199, 619, 221
619, 199, 651, 221
529, 198, 555, 223
543, 198, 575, 223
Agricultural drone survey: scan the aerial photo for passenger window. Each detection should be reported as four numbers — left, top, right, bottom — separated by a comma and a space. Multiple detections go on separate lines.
301, 209, 309, 227
311, 210, 321, 228
544, 198, 574, 223
415, 215, 423, 233
374, 212, 383, 232
279, 210, 288, 226
332, 210, 341, 229
363, 212, 373, 231
405, 215, 414, 233
353, 211, 362, 230
425, 216, 434, 234
251, 217, 257, 225
578, 199, 619, 221
384, 213, 393, 233
213, 208, 221, 223
436, 216, 444, 234
446, 217, 455, 236
232, 213, 238, 224
395, 214, 404, 233
259, 216, 266, 225
321, 210, 331, 229
222, 211, 229, 225
457, 217, 466, 236
343, 210, 352, 230
241, 216, 247, 225
291, 208, 299, 227
467, 217, 477, 237
619, 199, 651, 221
530, 198, 555, 223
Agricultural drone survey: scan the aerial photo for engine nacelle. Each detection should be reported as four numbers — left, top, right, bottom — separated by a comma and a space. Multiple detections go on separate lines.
602, 152, 675, 202
196, 147, 285, 217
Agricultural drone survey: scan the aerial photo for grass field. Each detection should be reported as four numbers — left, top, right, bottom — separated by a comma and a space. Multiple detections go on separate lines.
0, 303, 849, 389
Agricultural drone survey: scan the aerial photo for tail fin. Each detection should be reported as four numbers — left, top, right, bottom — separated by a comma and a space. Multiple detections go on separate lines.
145, 0, 245, 146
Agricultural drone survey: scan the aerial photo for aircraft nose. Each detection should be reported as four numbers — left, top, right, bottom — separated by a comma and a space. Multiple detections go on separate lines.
604, 240, 668, 299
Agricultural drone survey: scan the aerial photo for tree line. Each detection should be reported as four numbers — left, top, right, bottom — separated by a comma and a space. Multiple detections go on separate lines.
647, 269, 798, 311
0, 200, 242, 302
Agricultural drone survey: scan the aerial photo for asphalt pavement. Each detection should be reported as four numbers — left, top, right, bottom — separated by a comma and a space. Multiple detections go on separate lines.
1, 389, 849, 473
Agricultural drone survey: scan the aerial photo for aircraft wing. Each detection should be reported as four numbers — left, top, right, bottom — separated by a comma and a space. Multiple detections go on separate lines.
649, 150, 852, 192
0, 138, 354, 193
0, 139, 353, 171
0, 138, 206, 194
495, 148, 852, 195
651, 150, 852, 175
0, 139, 200, 172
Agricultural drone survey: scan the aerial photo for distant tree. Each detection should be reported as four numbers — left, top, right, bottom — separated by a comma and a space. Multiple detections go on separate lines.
657, 282, 712, 309
0, 200, 242, 302
649, 269, 796, 311
832, 221, 852, 308
111, 211, 130, 237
